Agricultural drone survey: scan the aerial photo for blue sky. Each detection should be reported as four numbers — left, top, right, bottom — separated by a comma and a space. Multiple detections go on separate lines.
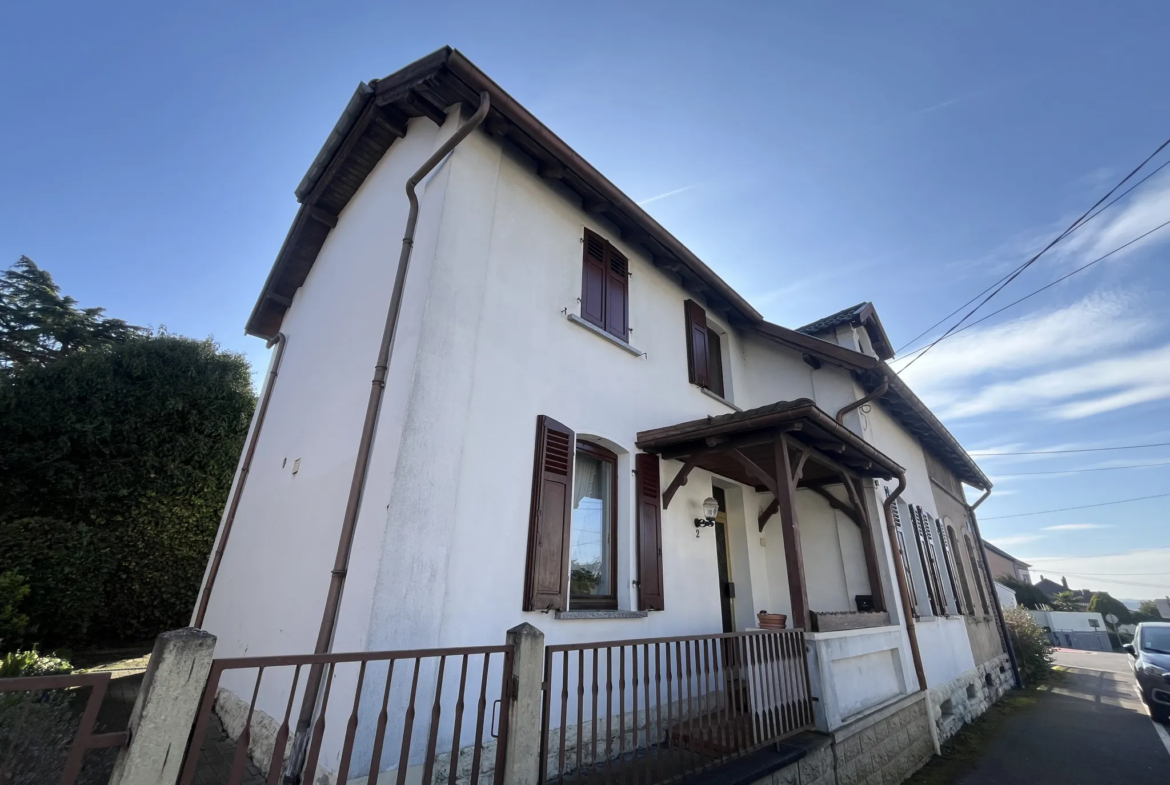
4, 1, 1169, 598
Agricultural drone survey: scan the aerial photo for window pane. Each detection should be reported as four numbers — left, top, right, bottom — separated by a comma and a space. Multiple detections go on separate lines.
707, 331, 724, 398
571, 450, 612, 599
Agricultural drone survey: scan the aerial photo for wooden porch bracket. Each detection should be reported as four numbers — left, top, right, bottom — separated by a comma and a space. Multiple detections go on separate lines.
842, 474, 887, 613
792, 449, 810, 482
661, 451, 707, 509
758, 497, 778, 531
729, 448, 779, 497
804, 484, 861, 526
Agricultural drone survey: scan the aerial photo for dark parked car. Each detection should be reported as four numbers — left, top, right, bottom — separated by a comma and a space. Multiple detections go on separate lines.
1124, 622, 1170, 723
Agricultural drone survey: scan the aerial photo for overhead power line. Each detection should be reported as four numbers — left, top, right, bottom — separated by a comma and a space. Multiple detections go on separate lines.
996, 460, 1170, 476
971, 441, 1170, 456
980, 492, 1170, 519
895, 217, 1170, 362
896, 135, 1170, 374
895, 155, 1170, 355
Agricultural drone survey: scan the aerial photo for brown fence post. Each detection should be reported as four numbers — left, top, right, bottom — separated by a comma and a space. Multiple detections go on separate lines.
502, 623, 545, 785
108, 627, 217, 785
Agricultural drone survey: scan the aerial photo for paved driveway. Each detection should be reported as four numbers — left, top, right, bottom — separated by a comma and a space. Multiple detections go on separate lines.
951, 649, 1170, 784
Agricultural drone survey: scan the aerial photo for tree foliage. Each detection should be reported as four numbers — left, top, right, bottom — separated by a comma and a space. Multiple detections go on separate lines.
1050, 591, 1083, 612
998, 577, 1051, 610
0, 258, 255, 649
1003, 605, 1055, 684
0, 257, 142, 377
1088, 592, 1132, 625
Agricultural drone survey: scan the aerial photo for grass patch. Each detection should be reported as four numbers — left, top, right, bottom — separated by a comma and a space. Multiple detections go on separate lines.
904, 691, 1039, 785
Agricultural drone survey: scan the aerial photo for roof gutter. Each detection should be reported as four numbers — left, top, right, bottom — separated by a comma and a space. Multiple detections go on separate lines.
285, 91, 492, 784
965, 489, 1024, 689
880, 473, 939, 754
836, 374, 888, 426
194, 331, 287, 628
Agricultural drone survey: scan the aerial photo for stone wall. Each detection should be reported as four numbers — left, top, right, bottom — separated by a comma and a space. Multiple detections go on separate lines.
831, 694, 933, 785
927, 653, 1012, 741
748, 693, 933, 785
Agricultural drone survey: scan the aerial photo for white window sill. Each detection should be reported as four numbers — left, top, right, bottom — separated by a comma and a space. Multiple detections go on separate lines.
567, 314, 645, 357
555, 609, 648, 620
700, 387, 741, 411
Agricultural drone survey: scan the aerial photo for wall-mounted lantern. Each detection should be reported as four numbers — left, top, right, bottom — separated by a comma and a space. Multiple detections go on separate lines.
694, 496, 719, 537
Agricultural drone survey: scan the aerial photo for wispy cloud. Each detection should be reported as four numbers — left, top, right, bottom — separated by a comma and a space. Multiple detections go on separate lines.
1056, 169, 1170, 266
895, 292, 1170, 420
989, 534, 1047, 547
1022, 548, 1170, 596
637, 185, 695, 206
1041, 524, 1113, 531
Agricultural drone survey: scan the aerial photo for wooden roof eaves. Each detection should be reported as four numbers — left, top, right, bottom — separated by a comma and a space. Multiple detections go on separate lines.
752, 321, 879, 372
635, 399, 904, 480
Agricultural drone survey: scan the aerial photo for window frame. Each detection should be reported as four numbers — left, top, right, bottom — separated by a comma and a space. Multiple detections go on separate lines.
580, 228, 630, 342
570, 440, 620, 610
707, 328, 725, 399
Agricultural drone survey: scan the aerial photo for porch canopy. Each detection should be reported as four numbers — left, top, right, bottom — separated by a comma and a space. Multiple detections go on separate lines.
636, 398, 905, 631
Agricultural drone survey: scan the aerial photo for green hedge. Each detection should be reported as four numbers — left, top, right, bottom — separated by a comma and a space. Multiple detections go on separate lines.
0, 334, 255, 649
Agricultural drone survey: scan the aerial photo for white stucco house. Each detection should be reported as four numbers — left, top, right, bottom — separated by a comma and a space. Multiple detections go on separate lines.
191, 48, 1014, 785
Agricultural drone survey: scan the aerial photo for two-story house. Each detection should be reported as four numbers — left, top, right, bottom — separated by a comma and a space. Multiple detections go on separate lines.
191, 48, 1013, 785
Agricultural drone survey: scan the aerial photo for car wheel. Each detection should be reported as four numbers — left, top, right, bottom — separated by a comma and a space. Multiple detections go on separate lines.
1152, 705, 1170, 724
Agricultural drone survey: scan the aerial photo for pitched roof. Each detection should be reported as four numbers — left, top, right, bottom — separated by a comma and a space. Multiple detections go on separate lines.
249, 46, 991, 492
796, 302, 895, 360
982, 541, 1032, 567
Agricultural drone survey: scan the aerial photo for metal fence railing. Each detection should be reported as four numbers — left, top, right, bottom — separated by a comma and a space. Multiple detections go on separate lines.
178, 644, 514, 785
0, 672, 131, 785
539, 630, 813, 785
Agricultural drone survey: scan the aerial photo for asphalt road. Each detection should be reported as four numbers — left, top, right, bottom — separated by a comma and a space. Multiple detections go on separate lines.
953, 649, 1170, 784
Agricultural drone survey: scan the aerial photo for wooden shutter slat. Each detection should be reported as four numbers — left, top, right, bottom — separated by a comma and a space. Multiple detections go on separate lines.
636, 452, 665, 611
581, 230, 607, 329
684, 299, 710, 387
524, 415, 575, 612
604, 245, 629, 340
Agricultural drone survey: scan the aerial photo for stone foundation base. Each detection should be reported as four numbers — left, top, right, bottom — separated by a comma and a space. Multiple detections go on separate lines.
749, 693, 933, 785
928, 654, 1012, 741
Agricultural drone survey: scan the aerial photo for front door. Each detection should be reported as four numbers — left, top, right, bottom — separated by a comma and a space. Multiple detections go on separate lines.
713, 487, 735, 632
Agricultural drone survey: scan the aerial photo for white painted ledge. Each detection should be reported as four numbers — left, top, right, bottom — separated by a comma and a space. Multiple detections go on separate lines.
555, 609, 648, 620
700, 387, 741, 411
567, 314, 645, 357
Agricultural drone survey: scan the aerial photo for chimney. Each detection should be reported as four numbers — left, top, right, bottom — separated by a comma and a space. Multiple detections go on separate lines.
1061, 576, 1069, 589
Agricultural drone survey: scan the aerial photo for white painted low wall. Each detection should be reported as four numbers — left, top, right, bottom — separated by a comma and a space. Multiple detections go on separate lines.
804, 625, 913, 731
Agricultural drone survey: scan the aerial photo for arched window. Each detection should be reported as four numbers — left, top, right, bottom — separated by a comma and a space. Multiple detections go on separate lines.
964, 533, 990, 614
946, 524, 974, 614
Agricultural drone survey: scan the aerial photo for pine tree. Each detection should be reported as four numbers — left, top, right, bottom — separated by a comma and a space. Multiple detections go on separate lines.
0, 257, 142, 377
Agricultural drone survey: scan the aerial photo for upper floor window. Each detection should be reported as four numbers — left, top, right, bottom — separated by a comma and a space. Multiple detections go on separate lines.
581, 229, 629, 341
684, 299, 726, 398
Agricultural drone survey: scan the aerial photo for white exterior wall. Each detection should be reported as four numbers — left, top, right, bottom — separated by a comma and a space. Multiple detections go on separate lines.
198, 108, 990, 775
995, 582, 1018, 609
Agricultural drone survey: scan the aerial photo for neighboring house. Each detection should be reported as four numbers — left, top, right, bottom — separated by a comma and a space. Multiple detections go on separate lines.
995, 582, 1019, 610
982, 542, 1031, 584
1028, 611, 1112, 652
193, 48, 1012, 785
1034, 576, 1092, 609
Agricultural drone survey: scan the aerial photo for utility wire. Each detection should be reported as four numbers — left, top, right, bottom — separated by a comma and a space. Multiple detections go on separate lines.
971, 441, 1170, 456
996, 460, 1170, 476
895, 217, 1170, 362
895, 155, 1170, 355
896, 136, 1170, 374
980, 492, 1170, 519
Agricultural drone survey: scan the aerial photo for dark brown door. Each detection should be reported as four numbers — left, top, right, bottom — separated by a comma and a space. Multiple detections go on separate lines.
713, 487, 735, 633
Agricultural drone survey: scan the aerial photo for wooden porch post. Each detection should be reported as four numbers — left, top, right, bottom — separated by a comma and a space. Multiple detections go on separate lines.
844, 475, 887, 613
774, 433, 810, 630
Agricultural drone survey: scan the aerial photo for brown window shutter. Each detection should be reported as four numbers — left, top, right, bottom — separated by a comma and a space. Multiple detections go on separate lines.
581, 229, 607, 330
684, 299, 710, 387
523, 415, 575, 612
604, 245, 629, 341
635, 452, 665, 611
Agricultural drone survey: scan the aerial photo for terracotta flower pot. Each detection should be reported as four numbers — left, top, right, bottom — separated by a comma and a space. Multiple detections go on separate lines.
757, 612, 787, 629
